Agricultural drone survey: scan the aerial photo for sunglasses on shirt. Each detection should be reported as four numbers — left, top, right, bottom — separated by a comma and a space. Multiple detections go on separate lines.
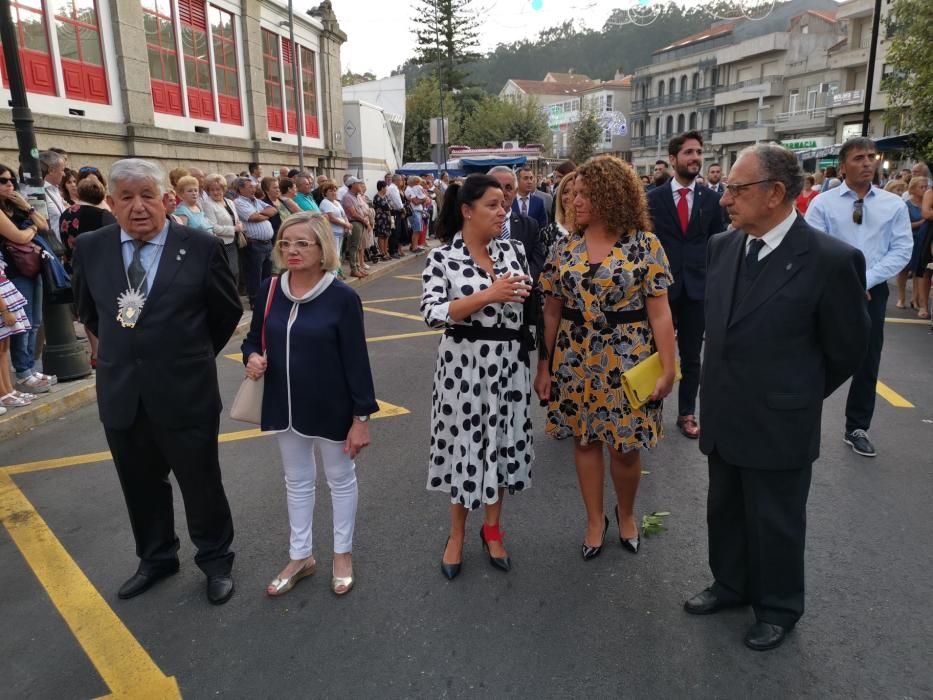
853, 198, 864, 225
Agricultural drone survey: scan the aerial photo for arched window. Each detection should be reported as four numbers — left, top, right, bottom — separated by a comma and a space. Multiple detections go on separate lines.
654, 116, 660, 135
708, 109, 716, 129
668, 77, 676, 94
677, 114, 685, 132
658, 80, 665, 97
680, 75, 688, 92
665, 115, 674, 134
689, 112, 697, 130
692, 72, 700, 90
641, 84, 648, 101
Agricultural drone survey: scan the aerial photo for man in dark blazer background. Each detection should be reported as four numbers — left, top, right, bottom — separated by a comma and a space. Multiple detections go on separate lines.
73, 158, 242, 605
490, 166, 546, 281
512, 165, 549, 232
648, 130, 727, 439
683, 144, 870, 651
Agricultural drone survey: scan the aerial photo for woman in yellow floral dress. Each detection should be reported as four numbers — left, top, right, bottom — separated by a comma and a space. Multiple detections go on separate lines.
534, 155, 677, 560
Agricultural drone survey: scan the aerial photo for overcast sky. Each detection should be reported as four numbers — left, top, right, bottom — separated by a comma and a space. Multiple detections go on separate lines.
333, 1, 661, 78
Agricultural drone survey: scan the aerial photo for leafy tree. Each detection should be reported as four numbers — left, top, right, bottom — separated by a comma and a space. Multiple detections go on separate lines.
411, 0, 481, 93
882, 0, 933, 161
571, 111, 602, 164
458, 94, 550, 149
342, 70, 376, 87
404, 76, 463, 162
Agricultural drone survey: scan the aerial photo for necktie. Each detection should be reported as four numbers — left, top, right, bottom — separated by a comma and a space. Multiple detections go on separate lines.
677, 188, 690, 234
500, 218, 510, 240
128, 240, 148, 294
745, 238, 766, 276
520, 197, 528, 216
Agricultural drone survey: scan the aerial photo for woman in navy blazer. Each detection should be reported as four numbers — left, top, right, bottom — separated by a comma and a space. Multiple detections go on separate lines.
242, 212, 378, 597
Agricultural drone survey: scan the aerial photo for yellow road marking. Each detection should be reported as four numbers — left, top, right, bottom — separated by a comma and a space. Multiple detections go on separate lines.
885, 317, 929, 325
367, 330, 442, 343
2, 400, 409, 476
362, 306, 424, 322
359, 295, 421, 304
876, 380, 914, 408
0, 471, 181, 698
394, 274, 422, 281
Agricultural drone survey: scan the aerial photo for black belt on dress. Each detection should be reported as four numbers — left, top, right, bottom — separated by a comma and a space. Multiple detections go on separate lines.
444, 325, 535, 364
561, 306, 647, 325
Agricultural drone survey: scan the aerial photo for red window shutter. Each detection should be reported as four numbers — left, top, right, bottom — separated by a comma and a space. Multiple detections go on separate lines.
282, 38, 292, 63
178, 0, 207, 30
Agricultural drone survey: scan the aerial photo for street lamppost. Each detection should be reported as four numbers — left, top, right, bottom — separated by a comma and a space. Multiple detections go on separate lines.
282, 0, 304, 172
432, 0, 448, 173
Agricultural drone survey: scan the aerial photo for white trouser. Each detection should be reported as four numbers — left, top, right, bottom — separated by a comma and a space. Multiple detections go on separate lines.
276, 430, 358, 559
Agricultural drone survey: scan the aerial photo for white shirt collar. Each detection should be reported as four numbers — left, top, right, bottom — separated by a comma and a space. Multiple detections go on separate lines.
746, 208, 797, 253
670, 177, 696, 196
120, 221, 170, 246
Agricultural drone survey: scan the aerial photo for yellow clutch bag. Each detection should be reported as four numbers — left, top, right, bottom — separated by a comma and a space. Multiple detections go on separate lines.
621, 352, 681, 408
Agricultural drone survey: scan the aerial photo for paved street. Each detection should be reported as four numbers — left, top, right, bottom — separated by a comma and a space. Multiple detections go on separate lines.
1, 254, 931, 698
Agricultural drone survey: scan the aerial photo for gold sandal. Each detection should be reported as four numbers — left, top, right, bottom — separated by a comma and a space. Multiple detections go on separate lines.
266, 559, 316, 597
331, 567, 354, 596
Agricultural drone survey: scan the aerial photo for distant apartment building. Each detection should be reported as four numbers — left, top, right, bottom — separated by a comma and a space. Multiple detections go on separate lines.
499, 72, 633, 160
0, 0, 349, 175
629, 0, 897, 175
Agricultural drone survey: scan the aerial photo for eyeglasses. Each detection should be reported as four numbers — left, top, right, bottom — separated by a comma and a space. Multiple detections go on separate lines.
852, 198, 864, 225
275, 239, 319, 250
0, 176, 15, 185
724, 179, 774, 197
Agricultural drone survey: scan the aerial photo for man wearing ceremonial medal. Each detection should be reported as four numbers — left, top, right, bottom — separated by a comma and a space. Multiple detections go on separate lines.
72, 159, 243, 605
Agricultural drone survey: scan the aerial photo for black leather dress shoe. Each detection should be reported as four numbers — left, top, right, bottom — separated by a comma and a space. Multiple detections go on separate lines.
118, 563, 180, 600
744, 621, 788, 651
683, 587, 746, 615
207, 574, 235, 605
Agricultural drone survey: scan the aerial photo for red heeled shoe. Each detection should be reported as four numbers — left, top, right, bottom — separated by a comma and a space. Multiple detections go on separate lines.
479, 523, 512, 572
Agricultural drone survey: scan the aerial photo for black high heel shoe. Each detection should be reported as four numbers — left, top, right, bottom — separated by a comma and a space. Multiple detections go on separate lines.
441, 536, 462, 580
615, 505, 640, 554
581, 515, 609, 560
480, 523, 511, 572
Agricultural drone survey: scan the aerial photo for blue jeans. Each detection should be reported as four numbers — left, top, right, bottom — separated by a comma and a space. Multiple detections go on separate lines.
243, 239, 272, 310
9, 274, 42, 379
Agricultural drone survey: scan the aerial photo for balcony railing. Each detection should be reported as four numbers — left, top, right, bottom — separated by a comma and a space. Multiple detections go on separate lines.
630, 129, 713, 149
722, 76, 784, 92
775, 108, 828, 123
631, 86, 718, 113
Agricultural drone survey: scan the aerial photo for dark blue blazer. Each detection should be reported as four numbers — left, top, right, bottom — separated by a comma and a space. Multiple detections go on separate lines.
647, 182, 727, 302
241, 277, 379, 440
512, 192, 549, 231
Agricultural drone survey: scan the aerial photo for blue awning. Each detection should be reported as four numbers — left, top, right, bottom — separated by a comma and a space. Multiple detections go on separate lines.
459, 156, 527, 173
397, 160, 464, 176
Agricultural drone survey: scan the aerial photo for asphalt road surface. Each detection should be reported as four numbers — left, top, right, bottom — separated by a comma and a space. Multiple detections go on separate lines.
2, 255, 931, 699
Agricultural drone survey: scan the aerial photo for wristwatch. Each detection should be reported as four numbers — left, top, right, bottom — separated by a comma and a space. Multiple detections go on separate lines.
354, 415, 370, 423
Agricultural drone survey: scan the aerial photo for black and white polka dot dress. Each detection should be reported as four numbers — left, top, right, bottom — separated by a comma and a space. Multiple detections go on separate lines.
421, 233, 534, 510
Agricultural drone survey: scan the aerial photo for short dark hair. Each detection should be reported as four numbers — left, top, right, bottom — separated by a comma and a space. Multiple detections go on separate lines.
708, 162, 721, 169
436, 174, 502, 244
668, 130, 704, 157
288, 168, 300, 178
555, 160, 576, 176
248, 161, 260, 173
376, 180, 386, 190
655, 160, 668, 167
838, 137, 876, 164
518, 165, 534, 176
279, 177, 295, 195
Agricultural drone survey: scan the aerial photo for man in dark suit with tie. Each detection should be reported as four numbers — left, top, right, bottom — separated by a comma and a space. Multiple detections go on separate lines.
683, 144, 870, 651
490, 166, 545, 282
647, 131, 726, 439
706, 162, 724, 194
512, 165, 549, 232
73, 158, 243, 605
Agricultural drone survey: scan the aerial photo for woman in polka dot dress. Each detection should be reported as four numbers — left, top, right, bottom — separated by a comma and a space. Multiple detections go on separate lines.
421, 174, 535, 580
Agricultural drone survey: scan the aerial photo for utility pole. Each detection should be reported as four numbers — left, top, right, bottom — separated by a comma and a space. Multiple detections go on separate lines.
433, 0, 448, 173
861, 0, 883, 137
0, 0, 90, 379
288, 0, 305, 171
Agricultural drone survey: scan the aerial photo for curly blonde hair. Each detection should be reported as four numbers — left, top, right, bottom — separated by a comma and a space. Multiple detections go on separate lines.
575, 155, 651, 235
554, 171, 576, 230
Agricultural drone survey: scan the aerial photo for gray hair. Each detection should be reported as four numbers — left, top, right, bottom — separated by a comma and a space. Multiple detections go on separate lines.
487, 165, 517, 183
39, 150, 65, 177
739, 144, 803, 202
294, 173, 312, 185
234, 176, 253, 192
108, 158, 165, 195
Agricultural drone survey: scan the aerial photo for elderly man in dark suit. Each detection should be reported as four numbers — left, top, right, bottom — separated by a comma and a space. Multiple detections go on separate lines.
489, 166, 545, 282
683, 144, 870, 650
648, 131, 727, 439
73, 158, 242, 605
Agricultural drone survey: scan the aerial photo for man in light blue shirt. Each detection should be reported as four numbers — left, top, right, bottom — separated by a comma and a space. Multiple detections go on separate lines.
805, 137, 913, 458
233, 177, 277, 309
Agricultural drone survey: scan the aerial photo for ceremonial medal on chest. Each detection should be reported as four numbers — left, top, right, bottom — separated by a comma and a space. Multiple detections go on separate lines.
116, 288, 146, 328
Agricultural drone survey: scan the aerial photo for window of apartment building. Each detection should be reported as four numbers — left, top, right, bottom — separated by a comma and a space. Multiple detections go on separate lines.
668, 77, 676, 94
680, 75, 687, 92
178, 0, 214, 120
605, 93, 612, 111
733, 108, 749, 126
688, 112, 697, 130
282, 38, 298, 133
143, 0, 183, 115
691, 72, 699, 90
657, 80, 664, 97
761, 60, 778, 78
262, 29, 284, 132
788, 89, 799, 113
0, 0, 109, 102
0, 0, 56, 95
735, 66, 754, 84
677, 114, 685, 131
665, 115, 673, 134
209, 5, 240, 125
52, 0, 108, 103
300, 45, 319, 138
